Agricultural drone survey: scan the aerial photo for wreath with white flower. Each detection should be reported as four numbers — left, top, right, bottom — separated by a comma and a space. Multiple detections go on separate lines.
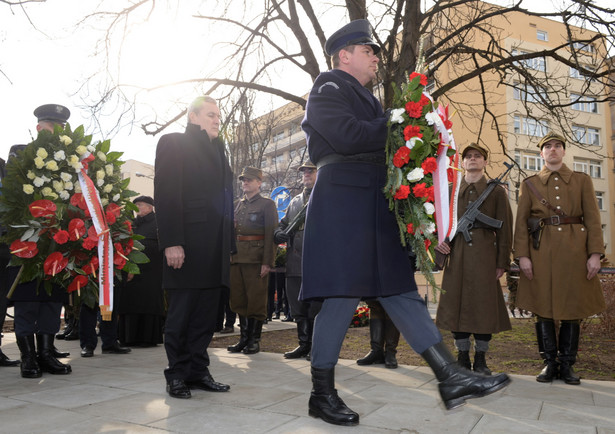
384, 72, 461, 290
0, 124, 148, 315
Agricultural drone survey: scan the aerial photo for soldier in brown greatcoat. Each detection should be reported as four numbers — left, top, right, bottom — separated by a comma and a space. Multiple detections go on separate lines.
435, 143, 513, 376
227, 167, 277, 355
514, 132, 606, 385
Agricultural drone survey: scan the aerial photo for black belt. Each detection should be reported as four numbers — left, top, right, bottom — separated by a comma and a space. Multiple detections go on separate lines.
316, 152, 386, 169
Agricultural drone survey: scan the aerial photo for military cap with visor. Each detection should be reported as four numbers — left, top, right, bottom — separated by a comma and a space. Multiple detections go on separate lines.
537, 132, 566, 150
324, 19, 380, 56
298, 161, 316, 172
33, 104, 71, 124
238, 166, 263, 181
461, 143, 489, 160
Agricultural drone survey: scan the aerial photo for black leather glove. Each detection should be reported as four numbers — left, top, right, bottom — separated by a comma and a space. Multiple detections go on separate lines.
274, 231, 290, 244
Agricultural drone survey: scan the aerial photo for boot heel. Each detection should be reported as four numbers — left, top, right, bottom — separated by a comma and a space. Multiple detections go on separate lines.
443, 396, 466, 410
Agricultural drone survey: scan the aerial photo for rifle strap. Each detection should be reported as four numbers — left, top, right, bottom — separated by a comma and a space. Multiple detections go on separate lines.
523, 179, 566, 217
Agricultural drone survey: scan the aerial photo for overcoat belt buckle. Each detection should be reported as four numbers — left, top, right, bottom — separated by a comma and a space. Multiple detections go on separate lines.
549, 215, 560, 225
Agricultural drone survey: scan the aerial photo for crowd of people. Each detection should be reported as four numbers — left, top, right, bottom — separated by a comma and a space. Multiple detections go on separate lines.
0, 18, 607, 429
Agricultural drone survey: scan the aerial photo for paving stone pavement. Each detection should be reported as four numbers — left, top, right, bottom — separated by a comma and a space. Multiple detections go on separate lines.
0, 320, 614, 434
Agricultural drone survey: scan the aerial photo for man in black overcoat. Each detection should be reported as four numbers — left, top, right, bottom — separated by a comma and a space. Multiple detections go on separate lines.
300, 20, 510, 426
154, 95, 234, 399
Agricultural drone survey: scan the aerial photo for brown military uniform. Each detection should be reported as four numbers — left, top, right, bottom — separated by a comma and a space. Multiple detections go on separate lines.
514, 164, 605, 320
436, 176, 513, 334
230, 193, 278, 320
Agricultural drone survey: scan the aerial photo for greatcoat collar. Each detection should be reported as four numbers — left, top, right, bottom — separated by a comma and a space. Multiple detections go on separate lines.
537, 163, 573, 185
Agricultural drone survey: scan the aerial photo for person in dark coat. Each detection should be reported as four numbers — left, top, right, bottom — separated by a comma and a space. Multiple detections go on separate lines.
0, 157, 21, 368
155, 95, 234, 399
435, 143, 513, 376
300, 20, 510, 426
117, 196, 165, 347
5, 105, 73, 378
274, 161, 321, 359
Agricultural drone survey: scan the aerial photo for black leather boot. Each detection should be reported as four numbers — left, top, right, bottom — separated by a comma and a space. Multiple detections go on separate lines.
36, 334, 71, 375
384, 318, 399, 369
309, 366, 359, 426
285, 318, 311, 359
457, 350, 471, 370
558, 321, 581, 385
227, 316, 248, 353
16, 335, 42, 378
55, 315, 73, 340
64, 320, 80, 341
243, 319, 263, 354
421, 341, 510, 410
535, 320, 559, 383
473, 352, 491, 376
356, 318, 384, 365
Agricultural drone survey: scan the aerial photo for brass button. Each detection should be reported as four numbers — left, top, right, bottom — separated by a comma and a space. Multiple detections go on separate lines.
558, 227, 562, 231
556, 196, 560, 200
555, 186, 560, 190
554, 177, 559, 181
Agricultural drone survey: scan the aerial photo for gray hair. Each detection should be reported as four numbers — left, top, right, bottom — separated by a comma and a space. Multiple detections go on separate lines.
187, 96, 217, 122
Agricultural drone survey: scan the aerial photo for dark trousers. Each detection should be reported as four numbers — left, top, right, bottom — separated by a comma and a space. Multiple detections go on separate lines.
216, 287, 236, 329
13, 301, 62, 337
80, 303, 118, 349
164, 288, 221, 382
312, 291, 441, 370
268, 271, 289, 318
286, 276, 321, 321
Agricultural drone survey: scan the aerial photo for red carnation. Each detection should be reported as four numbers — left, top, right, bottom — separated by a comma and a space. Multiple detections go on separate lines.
68, 219, 86, 241
419, 94, 430, 107
447, 168, 455, 183
394, 185, 410, 200
53, 230, 70, 245
68, 275, 89, 293
412, 183, 429, 199
44, 252, 68, 276
421, 157, 438, 174
426, 186, 435, 203
82, 237, 98, 251
9, 240, 39, 258
409, 72, 428, 86
28, 200, 57, 218
106, 211, 117, 225
393, 147, 411, 168
405, 101, 423, 118
407, 223, 415, 234
123, 220, 132, 232
403, 125, 423, 141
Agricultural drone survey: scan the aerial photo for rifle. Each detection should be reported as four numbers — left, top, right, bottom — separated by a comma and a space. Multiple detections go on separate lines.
282, 201, 308, 237
435, 162, 513, 270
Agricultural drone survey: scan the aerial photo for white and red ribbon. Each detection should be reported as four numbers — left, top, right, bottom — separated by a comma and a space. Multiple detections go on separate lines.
425, 97, 462, 244
77, 153, 114, 321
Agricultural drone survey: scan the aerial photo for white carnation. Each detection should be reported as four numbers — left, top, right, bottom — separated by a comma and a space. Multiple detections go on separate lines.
64, 181, 74, 191
97, 151, 107, 162
101, 198, 109, 206
54, 150, 66, 161
406, 137, 423, 150
103, 184, 113, 193
97, 178, 104, 187
60, 172, 72, 182
105, 164, 114, 176
424, 112, 439, 126
422, 222, 436, 235
59, 190, 70, 200
406, 167, 425, 182
423, 202, 435, 215
112, 194, 120, 202
389, 108, 405, 124
33, 177, 45, 187
26, 170, 36, 180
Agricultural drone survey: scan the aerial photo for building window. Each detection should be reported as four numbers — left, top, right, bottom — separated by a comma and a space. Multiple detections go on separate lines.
273, 131, 285, 143
572, 125, 600, 146
512, 49, 546, 71
595, 191, 604, 211
273, 154, 285, 165
513, 82, 546, 103
571, 41, 595, 53
570, 65, 596, 81
537, 30, 548, 41
573, 158, 602, 178
514, 115, 549, 137
514, 150, 544, 171
570, 94, 598, 113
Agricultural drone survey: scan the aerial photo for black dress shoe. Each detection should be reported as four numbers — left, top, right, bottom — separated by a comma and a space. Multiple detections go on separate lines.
219, 326, 234, 334
281, 317, 293, 322
53, 346, 70, 358
80, 347, 94, 357
186, 373, 230, 392
167, 379, 191, 399
0, 349, 20, 367
101, 341, 131, 354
